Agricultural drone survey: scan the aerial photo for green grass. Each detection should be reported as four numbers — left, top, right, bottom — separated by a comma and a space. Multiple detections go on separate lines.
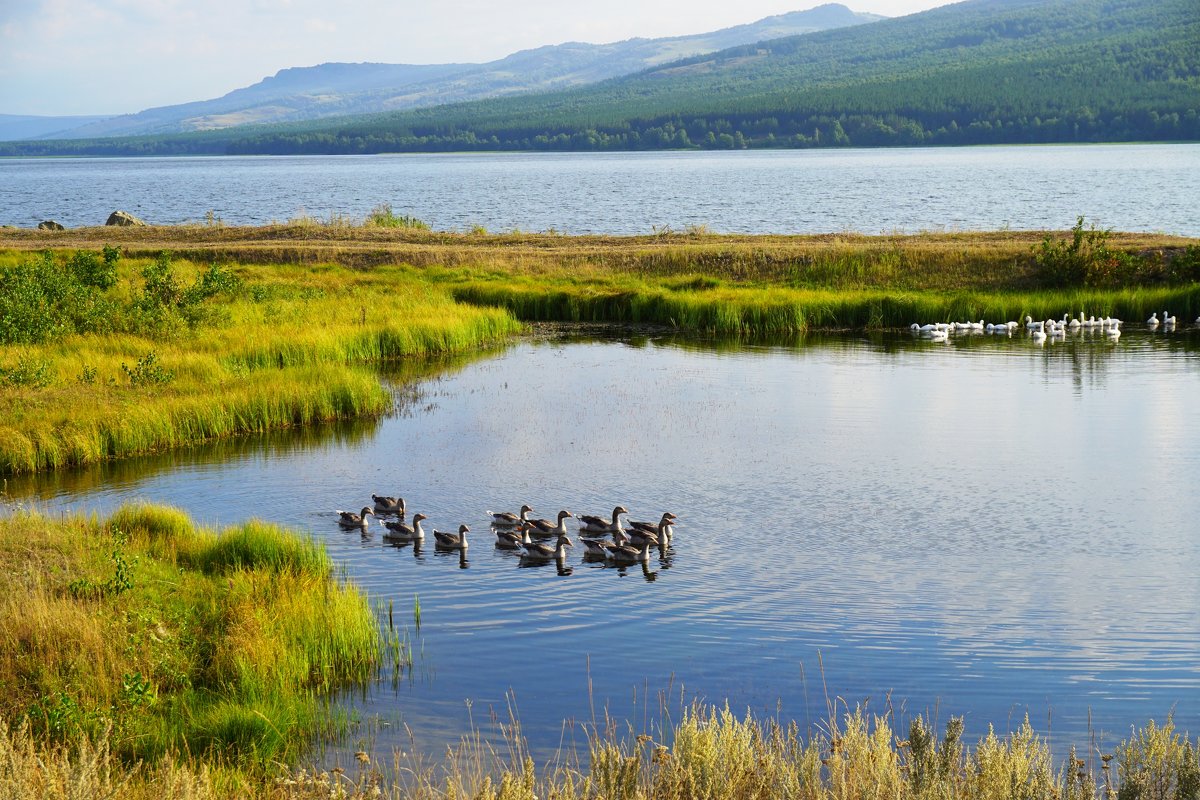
0, 504, 380, 774
447, 273, 1200, 335
2, 692, 1197, 799
1, 228, 1198, 474
0, 254, 520, 474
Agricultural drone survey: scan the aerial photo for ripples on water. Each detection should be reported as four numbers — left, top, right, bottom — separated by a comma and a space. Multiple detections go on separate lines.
7, 329, 1200, 761
2, 144, 1198, 235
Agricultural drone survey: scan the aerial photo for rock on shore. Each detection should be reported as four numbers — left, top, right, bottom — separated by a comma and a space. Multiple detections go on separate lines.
106, 210, 146, 226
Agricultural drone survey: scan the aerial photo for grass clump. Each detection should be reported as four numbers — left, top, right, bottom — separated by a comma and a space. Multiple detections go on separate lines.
365, 204, 430, 230
0, 504, 378, 774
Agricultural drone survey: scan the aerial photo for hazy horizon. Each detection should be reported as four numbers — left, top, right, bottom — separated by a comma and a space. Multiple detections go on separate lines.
0, 0, 953, 117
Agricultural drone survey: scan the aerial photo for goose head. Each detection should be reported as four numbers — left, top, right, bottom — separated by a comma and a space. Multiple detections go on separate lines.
520, 504, 533, 517
557, 510, 574, 522
611, 505, 628, 520
412, 513, 428, 524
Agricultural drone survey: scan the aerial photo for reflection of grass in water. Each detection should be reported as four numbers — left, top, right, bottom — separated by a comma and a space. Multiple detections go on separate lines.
3, 346, 506, 500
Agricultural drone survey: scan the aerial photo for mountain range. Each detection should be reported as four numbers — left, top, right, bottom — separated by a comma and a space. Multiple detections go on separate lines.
1, 4, 881, 141
2, 0, 1194, 154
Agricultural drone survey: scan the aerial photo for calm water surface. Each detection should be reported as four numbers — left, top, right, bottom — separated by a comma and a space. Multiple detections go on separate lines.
8, 328, 1200, 761
2, 144, 1198, 235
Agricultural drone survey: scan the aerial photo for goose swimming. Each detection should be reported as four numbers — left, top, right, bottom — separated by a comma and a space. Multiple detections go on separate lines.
383, 513, 427, 541
433, 524, 470, 550
627, 513, 677, 545
525, 510, 574, 538
607, 538, 652, 564
488, 505, 533, 528
494, 527, 525, 549
372, 495, 405, 514
522, 533, 572, 561
578, 506, 628, 534
1146, 312, 1159, 327
337, 507, 374, 529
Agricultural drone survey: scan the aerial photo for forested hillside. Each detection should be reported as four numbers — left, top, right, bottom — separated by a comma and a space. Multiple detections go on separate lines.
3, 0, 1195, 156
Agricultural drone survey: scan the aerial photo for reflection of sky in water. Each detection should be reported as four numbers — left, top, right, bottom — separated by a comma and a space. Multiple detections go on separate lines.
8, 329, 1200, 761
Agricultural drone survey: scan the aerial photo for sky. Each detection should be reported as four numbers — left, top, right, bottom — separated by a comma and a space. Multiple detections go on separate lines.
0, 0, 954, 117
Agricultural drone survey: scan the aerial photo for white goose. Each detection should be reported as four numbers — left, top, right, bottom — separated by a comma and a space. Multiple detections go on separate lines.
1162, 311, 1177, 327
1147, 312, 1160, 327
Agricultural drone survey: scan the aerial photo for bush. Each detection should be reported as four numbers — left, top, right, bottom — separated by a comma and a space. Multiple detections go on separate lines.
1033, 216, 1137, 288
364, 204, 430, 230
67, 247, 118, 290
0, 355, 53, 388
121, 351, 174, 386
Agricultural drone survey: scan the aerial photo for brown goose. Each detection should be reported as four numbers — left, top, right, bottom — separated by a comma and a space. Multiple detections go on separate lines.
338, 507, 374, 529
522, 533, 572, 561
577, 506, 627, 534
434, 524, 470, 550
607, 538, 652, 564
525, 510, 574, 538
627, 513, 676, 545
372, 495, 405, 514
383, 513, 427, 541
489, 505, 533, 528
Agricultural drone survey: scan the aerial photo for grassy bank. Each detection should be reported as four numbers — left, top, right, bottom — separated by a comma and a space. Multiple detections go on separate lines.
0, 250, 519, 474
0, 503, 381, 788
2, 222, 1195, 291
3, 692, 1197, 799
446, 274, 1200, 335
2, 222, 1199, 473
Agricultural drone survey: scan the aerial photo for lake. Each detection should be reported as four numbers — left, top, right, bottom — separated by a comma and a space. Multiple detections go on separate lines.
2, 143, 1199, 235
7, 326, 1199, 763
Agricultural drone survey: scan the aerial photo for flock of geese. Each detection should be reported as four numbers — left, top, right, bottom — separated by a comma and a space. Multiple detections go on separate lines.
910, 311, 1198, 343
336, 496, 677, 568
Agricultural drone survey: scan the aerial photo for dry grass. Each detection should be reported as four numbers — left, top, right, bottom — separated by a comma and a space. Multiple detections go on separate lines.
3, 224, 1194, 291
1, 699, 1195, 800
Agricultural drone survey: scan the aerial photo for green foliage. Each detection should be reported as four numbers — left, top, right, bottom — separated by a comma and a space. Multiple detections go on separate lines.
121, 351, 174, 386
1034, 217, 1135, 287
139, 252, 184, 309
0, 355, 53, 388
67, 529, 138, 599
67, 247, 119, 289
365, 204, 430, 229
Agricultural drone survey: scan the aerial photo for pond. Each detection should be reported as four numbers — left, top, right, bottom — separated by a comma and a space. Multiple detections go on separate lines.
7, 326, 1200, 762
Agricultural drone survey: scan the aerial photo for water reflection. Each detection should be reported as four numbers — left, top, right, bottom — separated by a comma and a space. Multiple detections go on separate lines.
6, 326, 1200, 766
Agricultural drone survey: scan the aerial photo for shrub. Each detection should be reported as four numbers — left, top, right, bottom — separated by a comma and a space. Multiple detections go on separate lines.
121, 351, 174, 386
67, 248, 118, 290
1034, 216, 1137, 288
364, 204, 430, 229
0, 355, 53, 388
